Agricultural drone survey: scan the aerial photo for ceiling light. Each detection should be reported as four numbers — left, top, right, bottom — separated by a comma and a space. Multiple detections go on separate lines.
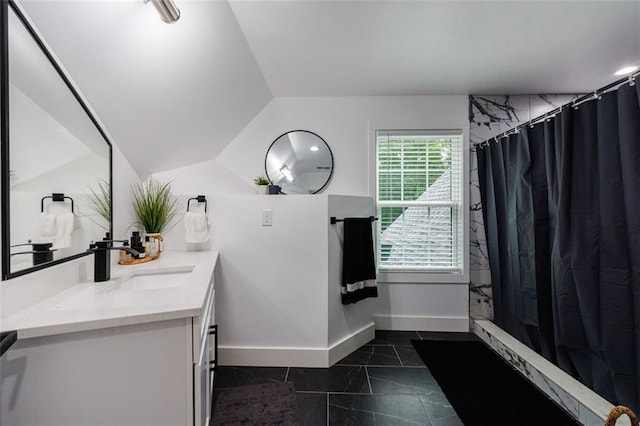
614, 66, 638, 76
146, 0, 180, 23
310, 146, 319, 152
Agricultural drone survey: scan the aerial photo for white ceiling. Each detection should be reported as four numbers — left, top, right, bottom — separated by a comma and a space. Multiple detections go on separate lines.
15, 0, 640, 177
230, 0, 640, 96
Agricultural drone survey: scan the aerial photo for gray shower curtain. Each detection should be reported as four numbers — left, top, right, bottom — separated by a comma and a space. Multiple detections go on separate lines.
477, 82, 640, 411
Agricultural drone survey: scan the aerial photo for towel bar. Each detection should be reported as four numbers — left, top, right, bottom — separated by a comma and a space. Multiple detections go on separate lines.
41, 193, 74, 213
330, 216, 378, 225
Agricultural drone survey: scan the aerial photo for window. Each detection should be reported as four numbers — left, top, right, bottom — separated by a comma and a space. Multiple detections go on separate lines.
376, 130, 464, 279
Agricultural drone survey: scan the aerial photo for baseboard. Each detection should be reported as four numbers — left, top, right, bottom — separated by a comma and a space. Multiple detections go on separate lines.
218, 322, 375, 368
373, 314, 469, 331
218, 346, 329, 368
328, 322, 375, 366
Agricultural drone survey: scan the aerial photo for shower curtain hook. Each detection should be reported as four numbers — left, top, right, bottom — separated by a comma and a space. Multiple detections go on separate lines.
629, 75, 636, 87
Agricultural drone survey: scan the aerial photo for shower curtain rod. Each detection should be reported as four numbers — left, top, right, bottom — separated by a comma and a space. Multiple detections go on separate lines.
475, 70, 640, 148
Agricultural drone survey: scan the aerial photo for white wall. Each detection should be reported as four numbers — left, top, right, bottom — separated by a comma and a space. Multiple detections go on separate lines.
219, 96, 469, 329
111, 143, 140, 240
210, 195, 330, 366
373, 283, 469, 331
141, 191, 382, 366
217, 96, 469, 195
156, 95, 470, 343
164, 193, 378, 367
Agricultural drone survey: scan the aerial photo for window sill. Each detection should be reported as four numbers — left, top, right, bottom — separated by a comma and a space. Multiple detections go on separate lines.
377, 270, 469, 284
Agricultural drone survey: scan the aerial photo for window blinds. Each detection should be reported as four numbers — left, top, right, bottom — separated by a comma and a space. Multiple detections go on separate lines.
376, 130, 463, 271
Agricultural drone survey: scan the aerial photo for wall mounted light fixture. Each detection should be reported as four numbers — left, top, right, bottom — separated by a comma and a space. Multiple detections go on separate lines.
145, 0, 180, 23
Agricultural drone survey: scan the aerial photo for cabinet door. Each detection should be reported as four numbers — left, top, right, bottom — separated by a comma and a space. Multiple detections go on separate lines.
2, 320, 192, 426
194, 290, 215, 426
194, 340, 210, 426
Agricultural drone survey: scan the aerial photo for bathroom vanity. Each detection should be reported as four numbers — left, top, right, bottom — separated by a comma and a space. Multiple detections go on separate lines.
0, 251, 218, 426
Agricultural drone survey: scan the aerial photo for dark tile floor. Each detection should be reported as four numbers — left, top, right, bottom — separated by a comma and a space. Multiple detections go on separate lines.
214, 330, 463, 425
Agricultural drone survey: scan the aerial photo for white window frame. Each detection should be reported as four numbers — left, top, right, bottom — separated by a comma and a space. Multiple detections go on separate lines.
373, 128, 469, 284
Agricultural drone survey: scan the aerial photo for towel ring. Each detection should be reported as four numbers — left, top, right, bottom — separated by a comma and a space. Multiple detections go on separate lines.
187, 195, 207, 213
41, 193, 74, 213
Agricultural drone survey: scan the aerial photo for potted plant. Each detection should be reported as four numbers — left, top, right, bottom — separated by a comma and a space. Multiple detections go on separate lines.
254, 176, 271, 194
131, 178, 178, 253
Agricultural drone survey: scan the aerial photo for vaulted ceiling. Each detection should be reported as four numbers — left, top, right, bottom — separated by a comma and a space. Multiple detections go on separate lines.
16, 0, 640, 177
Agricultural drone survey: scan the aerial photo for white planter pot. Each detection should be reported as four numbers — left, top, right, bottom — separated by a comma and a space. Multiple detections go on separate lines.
256, 185, 268, 195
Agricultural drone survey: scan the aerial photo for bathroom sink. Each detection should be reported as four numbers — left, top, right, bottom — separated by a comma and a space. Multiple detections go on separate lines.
48, 266, 196, 312
115, 268, 193, 291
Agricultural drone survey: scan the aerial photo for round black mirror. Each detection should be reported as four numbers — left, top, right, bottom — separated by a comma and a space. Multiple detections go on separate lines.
265, 130, 333, 194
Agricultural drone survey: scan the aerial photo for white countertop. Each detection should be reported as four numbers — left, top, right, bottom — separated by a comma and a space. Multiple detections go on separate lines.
0, 251, 218, 339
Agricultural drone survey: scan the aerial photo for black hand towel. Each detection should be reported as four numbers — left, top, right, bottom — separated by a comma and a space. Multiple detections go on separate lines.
341, 217, 378, 305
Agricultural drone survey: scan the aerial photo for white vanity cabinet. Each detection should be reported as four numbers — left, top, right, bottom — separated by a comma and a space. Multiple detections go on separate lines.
0, 273, 217, 426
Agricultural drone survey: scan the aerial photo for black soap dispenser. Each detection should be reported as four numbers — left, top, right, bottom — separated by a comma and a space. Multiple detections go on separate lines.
130, 231, 145, 254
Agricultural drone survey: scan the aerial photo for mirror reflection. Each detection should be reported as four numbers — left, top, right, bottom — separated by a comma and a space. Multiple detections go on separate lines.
4, 2, 111, 278
265, 130, 333, 194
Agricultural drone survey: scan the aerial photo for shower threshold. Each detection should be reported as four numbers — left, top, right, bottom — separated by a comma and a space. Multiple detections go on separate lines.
473, 320, 625, 426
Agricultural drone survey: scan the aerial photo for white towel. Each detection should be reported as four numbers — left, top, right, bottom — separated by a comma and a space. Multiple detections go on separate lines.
184, 211, 209, 243
52, 211, 76, 249
39, 212, 57, 238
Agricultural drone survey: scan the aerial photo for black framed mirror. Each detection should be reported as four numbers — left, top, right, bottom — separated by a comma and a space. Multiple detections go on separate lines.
1, 0, 112, 280
264, 130, 333, 194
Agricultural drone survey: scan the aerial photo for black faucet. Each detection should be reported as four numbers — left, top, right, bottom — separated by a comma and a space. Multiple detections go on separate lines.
88, 240, 144, 282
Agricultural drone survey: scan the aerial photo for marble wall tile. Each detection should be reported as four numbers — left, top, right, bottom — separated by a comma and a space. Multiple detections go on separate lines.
469, 269, 492, 320
467, 94, 580, 321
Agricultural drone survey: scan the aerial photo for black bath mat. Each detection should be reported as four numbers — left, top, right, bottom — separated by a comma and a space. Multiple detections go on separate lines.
412, 336, 579, 425
212, 381, 299, 425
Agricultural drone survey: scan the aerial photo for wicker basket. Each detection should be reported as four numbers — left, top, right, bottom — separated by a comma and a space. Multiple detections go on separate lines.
605, 406, 638, 426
